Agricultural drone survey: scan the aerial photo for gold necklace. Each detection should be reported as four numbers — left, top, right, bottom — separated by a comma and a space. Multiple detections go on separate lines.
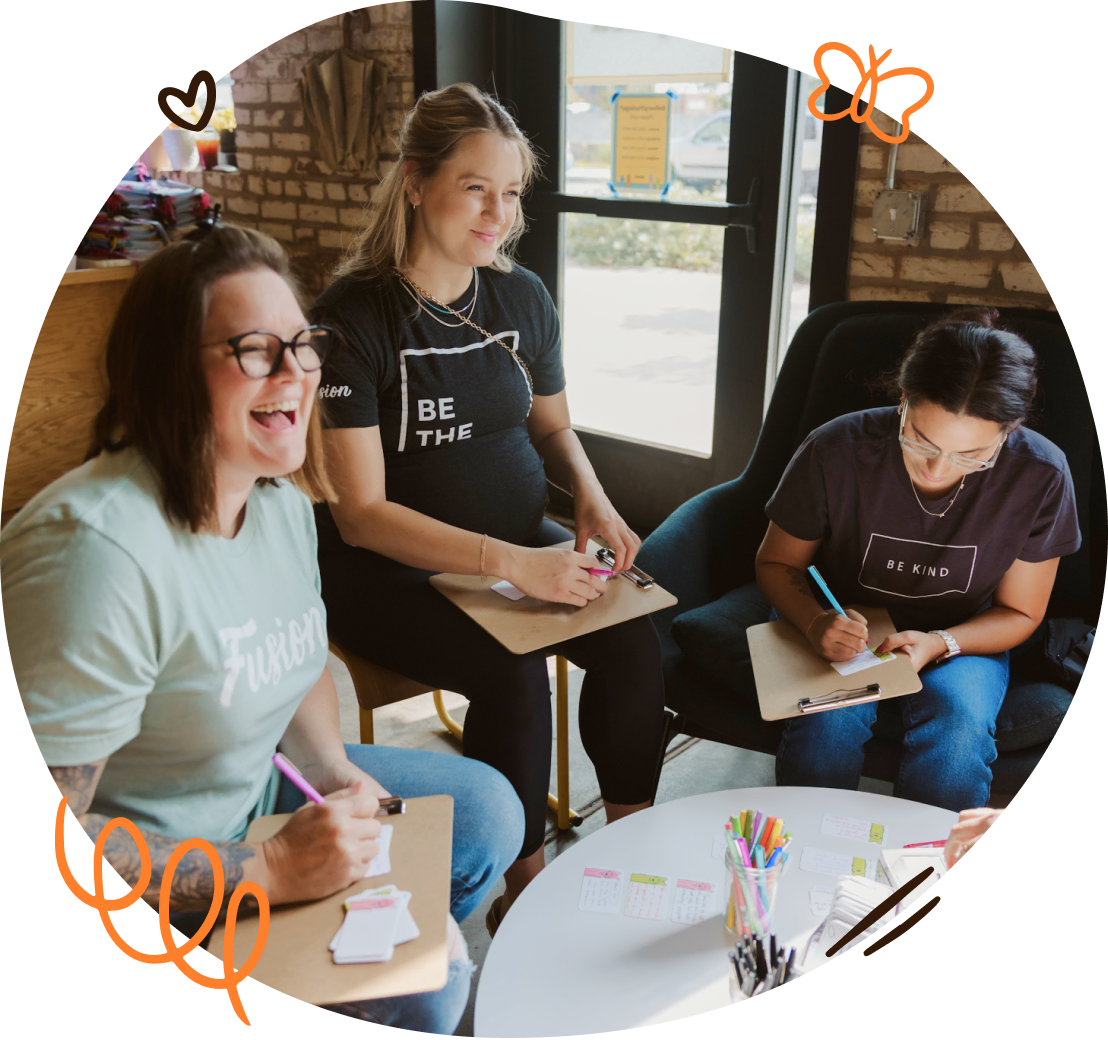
397, 271, 533, 392
910, 474, 966, 518
398, 268, 479, 327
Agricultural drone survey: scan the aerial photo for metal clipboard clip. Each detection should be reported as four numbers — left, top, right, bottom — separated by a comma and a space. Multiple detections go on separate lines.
798, 683, 882, 714
595, 547, 656, 590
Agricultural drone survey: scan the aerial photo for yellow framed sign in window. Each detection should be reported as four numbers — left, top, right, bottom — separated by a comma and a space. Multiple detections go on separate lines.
611, 92, 672, 192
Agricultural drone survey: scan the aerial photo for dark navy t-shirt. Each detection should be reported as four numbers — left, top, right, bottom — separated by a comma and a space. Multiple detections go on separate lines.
310, 265, 565, 554
765, 407, 1082, 632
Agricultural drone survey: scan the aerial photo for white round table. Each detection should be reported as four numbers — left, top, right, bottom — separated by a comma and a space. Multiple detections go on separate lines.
475, 787, 957, 1037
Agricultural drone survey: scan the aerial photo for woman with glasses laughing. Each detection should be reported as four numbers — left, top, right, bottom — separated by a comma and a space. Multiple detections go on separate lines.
2, 224, 523, 1033
755, 308, 1080, 811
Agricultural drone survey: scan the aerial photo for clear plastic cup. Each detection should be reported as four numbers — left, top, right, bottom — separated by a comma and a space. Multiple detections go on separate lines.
723, 855, 783, 940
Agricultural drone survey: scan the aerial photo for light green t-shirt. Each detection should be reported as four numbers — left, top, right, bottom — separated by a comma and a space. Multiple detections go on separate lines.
2, 447, 329, 842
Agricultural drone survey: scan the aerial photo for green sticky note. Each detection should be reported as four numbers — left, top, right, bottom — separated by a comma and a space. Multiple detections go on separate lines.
851, 857, 867, 877
869, 823, 885, 844
630, 874, 667, 886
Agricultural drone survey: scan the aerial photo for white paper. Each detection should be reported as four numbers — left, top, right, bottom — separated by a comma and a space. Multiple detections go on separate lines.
491, 580, 526, 601
332, 896, 403, 964
331, 886, 418, 951
578, 867, 623, 914
809, 886, 834, 917
799, 846, 877, 880
364, 823, 393, 877
830, 648, 895, 676
821, 813, 885, 845
670, 879, 717, 924
624, 872, 669, 920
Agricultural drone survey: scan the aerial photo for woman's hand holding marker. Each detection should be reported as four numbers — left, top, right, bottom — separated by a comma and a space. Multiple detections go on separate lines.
807, 609, 871, 661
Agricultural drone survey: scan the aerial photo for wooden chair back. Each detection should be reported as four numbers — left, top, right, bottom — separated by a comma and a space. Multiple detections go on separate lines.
3, 267, 133, 523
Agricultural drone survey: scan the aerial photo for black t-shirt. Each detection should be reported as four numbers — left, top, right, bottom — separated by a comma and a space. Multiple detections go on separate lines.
765, 407, 1081, 632
310, 264, 565, 555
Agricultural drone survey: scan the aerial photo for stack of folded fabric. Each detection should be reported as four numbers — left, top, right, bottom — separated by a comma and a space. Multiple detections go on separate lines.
78, 163, 209, 262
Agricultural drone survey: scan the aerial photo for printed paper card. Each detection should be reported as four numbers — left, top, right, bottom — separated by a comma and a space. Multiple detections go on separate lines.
821, 813, 885, 845
830, 647, 895, 676
491, 580, 526, 601
578, 867, 624, 914
331, 895, 403, 964
671, 879, 717, 924
799, 846, 877, 880
809, 886, 834, 917
331, 886, 417, 950
624, 873, 669, 920
364, 823, 394, 877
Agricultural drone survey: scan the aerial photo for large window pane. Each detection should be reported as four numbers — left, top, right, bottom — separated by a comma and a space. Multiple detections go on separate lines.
779, 74, 823, 364
566, 83, 733, 201
562, 214, 723, 454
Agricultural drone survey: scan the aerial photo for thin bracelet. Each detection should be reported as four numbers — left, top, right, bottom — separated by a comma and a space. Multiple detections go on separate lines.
479, 533, 488, 578
805, 611, 829, 644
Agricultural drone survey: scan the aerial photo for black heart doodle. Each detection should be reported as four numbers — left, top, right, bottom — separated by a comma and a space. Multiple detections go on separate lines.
154, 70, 229, 140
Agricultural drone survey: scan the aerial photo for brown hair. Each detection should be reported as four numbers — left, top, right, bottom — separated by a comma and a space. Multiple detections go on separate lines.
89, 224, 334, 533
336, 83, 540, 281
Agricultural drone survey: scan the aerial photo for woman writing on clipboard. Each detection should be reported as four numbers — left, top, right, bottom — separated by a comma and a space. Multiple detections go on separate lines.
755, 309, 1080, 811
310, 84, 665, 931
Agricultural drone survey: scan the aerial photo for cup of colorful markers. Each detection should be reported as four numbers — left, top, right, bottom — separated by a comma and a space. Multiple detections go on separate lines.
723, 811, 791, 940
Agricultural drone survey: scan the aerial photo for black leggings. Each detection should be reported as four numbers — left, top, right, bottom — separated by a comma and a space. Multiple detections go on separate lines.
320, 519, 667, 860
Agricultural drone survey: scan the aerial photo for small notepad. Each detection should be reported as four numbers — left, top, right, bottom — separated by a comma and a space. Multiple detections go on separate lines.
831, 647, 895, 676
490, 580, 526, 601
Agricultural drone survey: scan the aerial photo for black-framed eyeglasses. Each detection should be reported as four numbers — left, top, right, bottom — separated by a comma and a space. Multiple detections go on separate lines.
202, 325, 333, 379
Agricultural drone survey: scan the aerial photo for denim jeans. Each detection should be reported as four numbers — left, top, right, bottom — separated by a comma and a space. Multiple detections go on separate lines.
776, 652, 1010, 811
175, 744, 523, 1034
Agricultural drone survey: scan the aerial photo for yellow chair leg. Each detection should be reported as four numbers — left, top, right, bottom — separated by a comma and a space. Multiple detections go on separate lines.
433, 689, 465, 741
359, 706, 375, 745
432, 666, 580, 828
555, 655, 571, 830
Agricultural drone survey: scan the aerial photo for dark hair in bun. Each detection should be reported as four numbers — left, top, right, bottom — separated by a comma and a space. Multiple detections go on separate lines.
890, 307, 1038, 427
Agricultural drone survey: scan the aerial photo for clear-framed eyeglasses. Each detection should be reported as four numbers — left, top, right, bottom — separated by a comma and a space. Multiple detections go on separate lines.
898, 405, 1006, 472
203, 325, 333, 379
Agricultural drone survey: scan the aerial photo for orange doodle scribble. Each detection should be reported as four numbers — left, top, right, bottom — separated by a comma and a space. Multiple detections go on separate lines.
806, 44, 1108, 160
56, 801, 270, 1036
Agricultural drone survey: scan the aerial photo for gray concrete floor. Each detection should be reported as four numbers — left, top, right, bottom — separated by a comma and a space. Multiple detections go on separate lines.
329, 651, 892, 1037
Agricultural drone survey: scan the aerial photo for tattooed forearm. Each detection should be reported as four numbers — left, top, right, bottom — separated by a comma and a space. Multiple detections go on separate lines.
51, 758, 261, 913
82, 813, 260, 914
783, 566, 819, 601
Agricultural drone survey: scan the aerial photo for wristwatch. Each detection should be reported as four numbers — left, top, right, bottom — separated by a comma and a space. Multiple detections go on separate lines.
929, 629, 961, 661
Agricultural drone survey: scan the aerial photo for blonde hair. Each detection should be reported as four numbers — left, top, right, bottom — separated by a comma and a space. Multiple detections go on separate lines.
336, 83, 539, 282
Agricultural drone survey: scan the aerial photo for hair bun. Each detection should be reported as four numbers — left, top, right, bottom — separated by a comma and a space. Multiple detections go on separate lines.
944, 305, 999, 329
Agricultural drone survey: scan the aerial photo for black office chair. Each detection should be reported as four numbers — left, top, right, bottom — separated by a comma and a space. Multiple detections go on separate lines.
639, 301, 1105, 806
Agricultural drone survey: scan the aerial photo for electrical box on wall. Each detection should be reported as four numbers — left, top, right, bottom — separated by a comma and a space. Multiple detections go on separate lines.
872, 189, 926, 243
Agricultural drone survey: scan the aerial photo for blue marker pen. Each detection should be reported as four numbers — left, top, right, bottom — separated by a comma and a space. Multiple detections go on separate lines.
807, 565, 847, 617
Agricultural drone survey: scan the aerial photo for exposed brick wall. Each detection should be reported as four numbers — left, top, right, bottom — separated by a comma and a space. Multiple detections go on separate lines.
848, 111, 1053, 310
181, 4, 414, 296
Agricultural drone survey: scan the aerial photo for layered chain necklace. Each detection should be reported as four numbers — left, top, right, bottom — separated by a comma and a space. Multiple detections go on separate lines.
399, 267, 479, 326
910, 473, 966, 518
397, 269, 532, 391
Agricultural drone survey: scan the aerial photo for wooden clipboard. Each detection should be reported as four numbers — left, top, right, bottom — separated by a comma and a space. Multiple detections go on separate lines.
748, 605, 922, 721
208, 794, 452, 1005
429, 539, 677, 655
